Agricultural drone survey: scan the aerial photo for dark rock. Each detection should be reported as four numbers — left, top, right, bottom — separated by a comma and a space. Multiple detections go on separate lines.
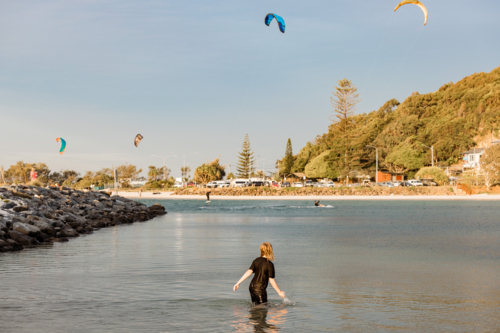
57, 228, 79, 238
6, 238, 23, 250
8, 230, 38, 246
36, 232, 50, 242
13, 222, 41, 237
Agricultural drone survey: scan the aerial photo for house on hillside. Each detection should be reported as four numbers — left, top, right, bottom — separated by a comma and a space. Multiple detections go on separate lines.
461, 148, 485, 169
461, 141, 499, 170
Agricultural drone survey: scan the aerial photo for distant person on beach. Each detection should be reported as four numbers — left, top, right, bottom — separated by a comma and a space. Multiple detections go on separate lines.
139, 188, 142, 197
30, 168, 37, 183
314, 200, 324, 207
206, 191, 211, 203
233, 242, 286, 305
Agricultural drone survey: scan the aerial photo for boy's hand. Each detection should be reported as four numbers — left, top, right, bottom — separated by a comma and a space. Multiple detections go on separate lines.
233, 284, 239, 291
278, 291, 286, 298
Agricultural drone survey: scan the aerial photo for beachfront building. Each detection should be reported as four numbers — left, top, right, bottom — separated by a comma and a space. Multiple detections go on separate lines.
377, 171, 404, 182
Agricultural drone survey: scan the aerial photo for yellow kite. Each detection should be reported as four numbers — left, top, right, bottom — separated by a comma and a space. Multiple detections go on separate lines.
394, 0, 428, 25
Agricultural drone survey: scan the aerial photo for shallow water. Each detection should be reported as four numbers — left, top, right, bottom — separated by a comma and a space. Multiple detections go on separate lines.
1, 200, 500, 332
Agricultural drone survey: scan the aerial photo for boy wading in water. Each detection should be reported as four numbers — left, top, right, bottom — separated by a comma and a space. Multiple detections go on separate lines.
233, 242, 286, 305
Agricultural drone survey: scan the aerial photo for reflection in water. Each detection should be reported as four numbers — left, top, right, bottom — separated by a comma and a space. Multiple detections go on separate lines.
232, 304, 288, 332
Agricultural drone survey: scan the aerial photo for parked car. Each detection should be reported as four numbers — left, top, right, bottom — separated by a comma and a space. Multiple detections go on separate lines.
217, 180, 231, 188
421, 178, 437, 186
408, 179, 423, 186
393, 181, 402, 187
325, 181, 335, 188
232, 179, 251, 187
305, 180, 313, 187
271, 181, 279, 188
281, 182, 290, 188
251, 181, 266, 187
380, 181, 395, 188
173, 182, 183, 188
293, 182, 303, 188
206, 181, 219, 188
400, 181, 413, 187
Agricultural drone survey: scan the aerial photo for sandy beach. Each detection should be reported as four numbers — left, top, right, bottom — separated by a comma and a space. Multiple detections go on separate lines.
116, 191, 500, 201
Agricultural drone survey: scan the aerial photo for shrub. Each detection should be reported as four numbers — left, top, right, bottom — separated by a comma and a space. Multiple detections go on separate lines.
415, 167, 449, 185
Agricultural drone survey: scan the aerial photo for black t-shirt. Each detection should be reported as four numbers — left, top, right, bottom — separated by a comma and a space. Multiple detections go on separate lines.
249, 257, 275, 291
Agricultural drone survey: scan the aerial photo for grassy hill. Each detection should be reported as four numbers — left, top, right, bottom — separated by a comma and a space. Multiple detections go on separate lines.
289, 66, 500, 178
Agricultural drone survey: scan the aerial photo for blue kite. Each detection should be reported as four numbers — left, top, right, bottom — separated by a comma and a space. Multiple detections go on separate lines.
264, 13, 285, 33
56, 137, 66, 155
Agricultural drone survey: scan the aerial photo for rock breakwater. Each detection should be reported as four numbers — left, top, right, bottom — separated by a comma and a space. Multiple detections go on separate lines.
0, 185, 166, 253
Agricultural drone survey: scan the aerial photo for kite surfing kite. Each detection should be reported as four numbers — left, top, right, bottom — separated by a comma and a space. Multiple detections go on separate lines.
134, 134, 143, 147
56, 137, 66, 155
264, 13, 285, 33
394, 0, 428, 25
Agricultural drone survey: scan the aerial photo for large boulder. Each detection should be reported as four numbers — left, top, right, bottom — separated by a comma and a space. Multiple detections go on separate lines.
12, 205, 29, 212
57, 227, 79, 238
9, 230, 38, 246
33, 220, 55, 235
13, 222, 41, 237
148, 204, 167, 215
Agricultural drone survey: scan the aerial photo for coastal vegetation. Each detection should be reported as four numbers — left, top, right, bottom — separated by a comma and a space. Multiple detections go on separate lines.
280, 66, 500, 180
236, 134, 255, 178
415, 167, 449, 186
480, 144, 500, 190
193, 158, 226, 183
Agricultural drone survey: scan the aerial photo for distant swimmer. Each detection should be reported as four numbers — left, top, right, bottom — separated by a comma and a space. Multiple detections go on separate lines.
233, 242, 286, 305
206, 191, 211, 203
314, 200, 325, 207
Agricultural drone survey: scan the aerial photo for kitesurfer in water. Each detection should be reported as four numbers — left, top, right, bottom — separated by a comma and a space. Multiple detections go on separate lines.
314, 200, 325, 207
233, 242, 286, 305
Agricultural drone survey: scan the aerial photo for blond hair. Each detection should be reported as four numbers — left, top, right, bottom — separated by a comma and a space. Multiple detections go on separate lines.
260, 242, 275, 262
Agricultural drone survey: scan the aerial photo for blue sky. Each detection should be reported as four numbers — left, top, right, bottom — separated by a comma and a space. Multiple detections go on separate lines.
1, 0, 499, 178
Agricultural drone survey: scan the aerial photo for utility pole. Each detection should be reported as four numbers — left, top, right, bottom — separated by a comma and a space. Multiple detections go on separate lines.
366, 145, 378, 183
421, 144, 434, 167
113, 164, 118, 196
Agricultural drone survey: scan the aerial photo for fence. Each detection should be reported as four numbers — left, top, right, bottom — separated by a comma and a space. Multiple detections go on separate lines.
457, 183, 474, 195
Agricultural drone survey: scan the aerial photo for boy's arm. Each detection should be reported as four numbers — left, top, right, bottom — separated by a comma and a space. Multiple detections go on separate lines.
233, 269, 253, 291
269, 278, 286, 298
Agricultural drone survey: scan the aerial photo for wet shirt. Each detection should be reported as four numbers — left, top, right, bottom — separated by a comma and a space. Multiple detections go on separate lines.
249, 257, 275, 291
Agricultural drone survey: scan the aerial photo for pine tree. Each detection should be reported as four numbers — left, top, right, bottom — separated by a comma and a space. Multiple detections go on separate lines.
328, 78, 361, 175
283, 138, 293, 175
236, 134, 255, 178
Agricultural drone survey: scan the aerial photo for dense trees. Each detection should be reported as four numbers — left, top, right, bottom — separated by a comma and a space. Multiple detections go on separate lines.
480, 144, 500, 190
2, 161, 78, 186
287, 67, 500, 179
193, 158, 226, 184
236, 134, 255, 178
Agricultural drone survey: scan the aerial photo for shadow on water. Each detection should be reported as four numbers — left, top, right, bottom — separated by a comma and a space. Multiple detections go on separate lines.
232, 301, 292, 332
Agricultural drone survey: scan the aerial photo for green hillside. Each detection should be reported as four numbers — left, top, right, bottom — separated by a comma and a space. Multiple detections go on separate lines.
287, 66, 500, 178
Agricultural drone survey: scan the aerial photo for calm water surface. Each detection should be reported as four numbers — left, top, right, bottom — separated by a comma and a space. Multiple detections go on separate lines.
1, 200, 500, 332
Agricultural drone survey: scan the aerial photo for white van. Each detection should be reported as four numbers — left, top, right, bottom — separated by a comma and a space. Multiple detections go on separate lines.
231, 179, 251, 187
216, 180, 230, 188
408, 179, 423, 186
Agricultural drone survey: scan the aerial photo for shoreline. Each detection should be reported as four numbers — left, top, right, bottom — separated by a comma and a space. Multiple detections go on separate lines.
117, 191, 500, 200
